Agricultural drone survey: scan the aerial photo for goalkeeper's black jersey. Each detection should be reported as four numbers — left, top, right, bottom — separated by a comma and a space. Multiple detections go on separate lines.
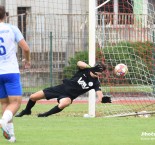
63, 68, 101, 99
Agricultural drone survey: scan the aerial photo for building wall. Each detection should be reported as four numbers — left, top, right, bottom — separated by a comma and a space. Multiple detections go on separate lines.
5, 0, 89, 53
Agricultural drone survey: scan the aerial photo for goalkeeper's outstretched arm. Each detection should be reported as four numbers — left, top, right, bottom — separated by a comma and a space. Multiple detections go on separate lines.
96, 90, 104, 102
77, 61, 91, 69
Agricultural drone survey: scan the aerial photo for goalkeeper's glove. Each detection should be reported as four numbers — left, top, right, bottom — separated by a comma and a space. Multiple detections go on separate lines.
90, 63, 107, 74
101, 96, 112, 103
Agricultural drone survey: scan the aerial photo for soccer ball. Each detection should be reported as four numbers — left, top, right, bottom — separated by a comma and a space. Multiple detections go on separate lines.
114, 63, 128, 77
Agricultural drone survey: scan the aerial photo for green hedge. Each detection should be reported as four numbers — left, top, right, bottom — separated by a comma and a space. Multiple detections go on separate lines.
63, 51, 89, 78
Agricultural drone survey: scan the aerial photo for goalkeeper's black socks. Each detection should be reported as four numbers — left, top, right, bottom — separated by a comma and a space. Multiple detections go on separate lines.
38, 105, 63, 117
15, 99, 36, 117
25, 99, 36, 111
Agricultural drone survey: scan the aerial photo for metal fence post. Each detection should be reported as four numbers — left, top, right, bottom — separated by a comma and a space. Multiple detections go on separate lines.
50, 32, 53, 86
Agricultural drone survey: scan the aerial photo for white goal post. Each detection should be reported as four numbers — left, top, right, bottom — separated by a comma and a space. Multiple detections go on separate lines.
88, 0, 111, 117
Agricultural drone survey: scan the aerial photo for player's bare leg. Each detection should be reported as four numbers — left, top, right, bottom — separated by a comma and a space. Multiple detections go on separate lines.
0, 96, 21, 142
58, 98, 72, 109
2, 96, 22, 115
30, 90, 46, 101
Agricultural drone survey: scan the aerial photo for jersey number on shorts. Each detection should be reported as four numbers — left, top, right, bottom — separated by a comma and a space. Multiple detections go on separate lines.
0, 37, 6, 56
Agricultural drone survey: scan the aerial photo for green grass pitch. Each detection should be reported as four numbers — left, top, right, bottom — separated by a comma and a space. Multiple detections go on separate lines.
0, 103, 155, 145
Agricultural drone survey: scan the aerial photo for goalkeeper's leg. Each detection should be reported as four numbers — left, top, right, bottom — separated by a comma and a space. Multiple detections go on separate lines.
38, 97, 72, 117
15, 90, 45, 117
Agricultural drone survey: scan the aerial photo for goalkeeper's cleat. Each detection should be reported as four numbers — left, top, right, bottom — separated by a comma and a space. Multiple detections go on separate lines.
15, 110, 31, 117
37, 113, 48, 117
8, 135, 16, 143
0, 119, 11, 140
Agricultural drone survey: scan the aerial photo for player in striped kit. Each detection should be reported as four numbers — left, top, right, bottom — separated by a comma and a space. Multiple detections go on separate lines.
0, 5, 31, 142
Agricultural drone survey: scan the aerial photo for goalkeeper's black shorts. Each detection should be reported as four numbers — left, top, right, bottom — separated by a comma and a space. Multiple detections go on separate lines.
43, 84, 73, 103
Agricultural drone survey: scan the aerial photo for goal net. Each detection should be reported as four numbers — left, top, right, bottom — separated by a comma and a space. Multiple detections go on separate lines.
2, 0, 155, 117
96, 0, 155, 117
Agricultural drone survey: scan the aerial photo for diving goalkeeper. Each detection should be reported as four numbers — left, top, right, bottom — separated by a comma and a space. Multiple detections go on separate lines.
15, 61, 111, 117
